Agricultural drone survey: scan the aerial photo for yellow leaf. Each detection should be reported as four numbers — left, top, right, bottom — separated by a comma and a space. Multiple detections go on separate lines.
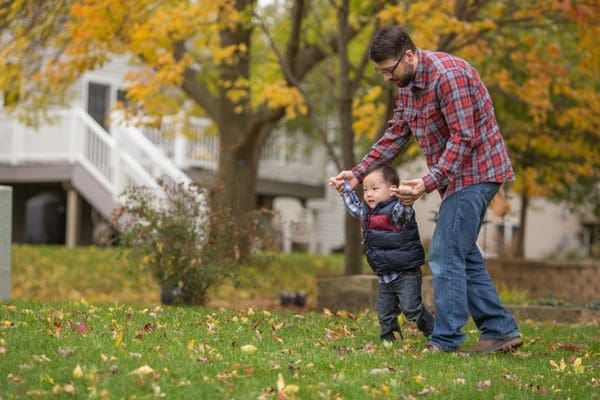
240, 344, 258, 354
573, 357, 585, 374
128, 365, 155, 376
114, 331, 123, 347
284, 384, 300, 394
72, 364, 83, 378
550, 359, 567, 372
277, 373, 285, 391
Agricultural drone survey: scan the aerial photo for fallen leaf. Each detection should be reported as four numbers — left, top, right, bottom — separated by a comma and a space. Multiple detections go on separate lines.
550, 359, 567, 372
324, 329, 340, 340
74, 321, 88, 334
241, 344, 258, 354
337, 310, 356, 320
73, 364, 83, 378
476, 380, 491, 390
362, 342, 376, 353
277, 373, 285, 391
323, 308, 335, 317
369, 367, 395, 375
128, 365, 155, 376
57, 347, 75, 358
284, 384, 299, 395
273, 335, 283, 344
114, 331, 123, 347
8, 373, 23, 384
418, 386, 436, 395
572, 357, 585, 374
63, 383, 76, 395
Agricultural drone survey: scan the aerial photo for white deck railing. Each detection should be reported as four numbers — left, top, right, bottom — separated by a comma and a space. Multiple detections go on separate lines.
142, 117, 327, 186
0, 108, 193, 201
0, 108, 327, 201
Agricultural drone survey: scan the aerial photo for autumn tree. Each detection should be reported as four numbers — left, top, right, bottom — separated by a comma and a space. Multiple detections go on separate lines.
461, 1, 600, 257
1, 1, 353, 217
0, 0, 73, 118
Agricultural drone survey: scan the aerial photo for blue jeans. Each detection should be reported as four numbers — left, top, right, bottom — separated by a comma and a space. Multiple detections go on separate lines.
428, 183, 519, 350
377, 268, 434, 340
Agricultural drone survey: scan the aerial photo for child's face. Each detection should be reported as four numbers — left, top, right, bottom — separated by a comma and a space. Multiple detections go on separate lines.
363, 171, 394, 209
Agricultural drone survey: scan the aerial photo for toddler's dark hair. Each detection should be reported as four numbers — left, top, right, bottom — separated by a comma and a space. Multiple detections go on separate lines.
365, 165, 399, 186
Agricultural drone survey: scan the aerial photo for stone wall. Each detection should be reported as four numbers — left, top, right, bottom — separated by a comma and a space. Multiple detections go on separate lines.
317, 259, 599, 313
486, 258, 599, 304
317, 274, 380, 312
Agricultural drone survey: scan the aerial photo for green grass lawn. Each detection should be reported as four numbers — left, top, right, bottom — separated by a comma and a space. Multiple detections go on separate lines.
9, 244, 353, 308
0, 301, 598, 399
2, 245, 599, 399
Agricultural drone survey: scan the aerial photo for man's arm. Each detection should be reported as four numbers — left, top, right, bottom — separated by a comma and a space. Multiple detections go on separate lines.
351, 104, 412, 183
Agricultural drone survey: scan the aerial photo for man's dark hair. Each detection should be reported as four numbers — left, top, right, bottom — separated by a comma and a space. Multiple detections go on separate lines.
366, 164, 400, 186
369, 25, 416, 62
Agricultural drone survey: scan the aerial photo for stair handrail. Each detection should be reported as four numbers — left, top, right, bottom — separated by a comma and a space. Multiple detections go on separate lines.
113, 121, 193, 187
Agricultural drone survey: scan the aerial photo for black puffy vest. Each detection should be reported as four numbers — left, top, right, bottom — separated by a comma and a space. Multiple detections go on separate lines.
361, 198, 425, 275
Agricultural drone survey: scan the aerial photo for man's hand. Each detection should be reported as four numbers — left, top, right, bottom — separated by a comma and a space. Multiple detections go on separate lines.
394, 178, 425, 205
328, 170, 359, 193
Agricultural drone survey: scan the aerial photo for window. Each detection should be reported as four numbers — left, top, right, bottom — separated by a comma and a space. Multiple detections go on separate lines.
87, 82, 110, 129
116, 88, 129, 107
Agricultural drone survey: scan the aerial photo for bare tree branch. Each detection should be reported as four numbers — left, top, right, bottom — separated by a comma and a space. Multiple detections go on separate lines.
254, 10, 343, 171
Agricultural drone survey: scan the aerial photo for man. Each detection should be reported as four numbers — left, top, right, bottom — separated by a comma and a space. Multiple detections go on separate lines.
329, 25, 522, 353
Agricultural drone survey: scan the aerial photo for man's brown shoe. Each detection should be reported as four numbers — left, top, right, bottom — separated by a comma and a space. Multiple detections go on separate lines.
472, 336, 523, 353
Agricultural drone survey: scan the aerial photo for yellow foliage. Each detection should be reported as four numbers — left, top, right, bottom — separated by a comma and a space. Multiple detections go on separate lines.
224, 77, 250, 104
213, 45, 242, 65
352, 87, 385, 140
256, 81, 307, 120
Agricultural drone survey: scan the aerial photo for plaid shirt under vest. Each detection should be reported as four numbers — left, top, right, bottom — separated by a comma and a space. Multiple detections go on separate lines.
352, 49, 514, 200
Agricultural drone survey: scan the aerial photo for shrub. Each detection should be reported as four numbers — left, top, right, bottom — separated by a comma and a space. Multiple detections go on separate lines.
114, 180, 268, 306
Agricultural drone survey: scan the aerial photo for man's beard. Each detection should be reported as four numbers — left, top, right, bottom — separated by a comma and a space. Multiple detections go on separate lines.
395, 70, 415, 88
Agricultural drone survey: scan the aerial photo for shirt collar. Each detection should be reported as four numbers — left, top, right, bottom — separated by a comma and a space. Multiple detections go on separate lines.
410, 49, 426, 91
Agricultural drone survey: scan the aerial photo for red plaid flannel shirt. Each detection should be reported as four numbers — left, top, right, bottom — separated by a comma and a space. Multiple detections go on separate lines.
352, 50, 514, 200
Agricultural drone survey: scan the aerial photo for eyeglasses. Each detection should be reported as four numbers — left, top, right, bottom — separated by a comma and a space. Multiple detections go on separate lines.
374, 53, 404, 75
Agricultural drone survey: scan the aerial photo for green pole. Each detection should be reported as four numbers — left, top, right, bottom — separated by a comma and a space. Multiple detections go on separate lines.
0, 185, 12, 300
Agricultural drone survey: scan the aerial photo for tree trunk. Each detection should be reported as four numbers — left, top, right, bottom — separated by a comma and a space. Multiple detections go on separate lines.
216, 127, 260, 214
336, 0, 362, 275
513, 190, 529, 258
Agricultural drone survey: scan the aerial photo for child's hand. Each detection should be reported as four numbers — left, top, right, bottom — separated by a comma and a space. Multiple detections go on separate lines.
390, 184, 419, 204
396, 179, 425, 205
328, 177, 341, 190
390, 185, 410, 197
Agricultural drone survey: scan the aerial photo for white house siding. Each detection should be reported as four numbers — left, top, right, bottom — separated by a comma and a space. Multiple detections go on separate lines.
510, 197, 583, 259
307, 183, 346, 254
73, 56, 137, 110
